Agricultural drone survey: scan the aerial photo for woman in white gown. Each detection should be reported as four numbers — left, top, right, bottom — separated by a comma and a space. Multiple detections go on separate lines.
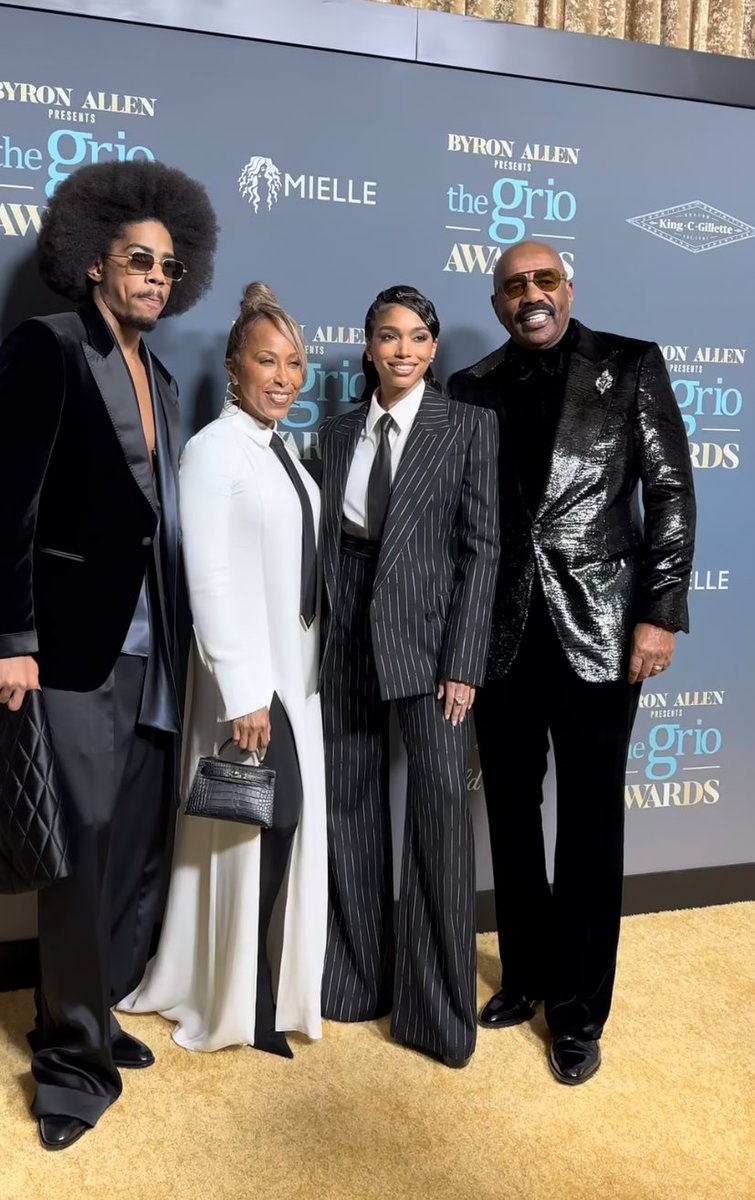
120, 283, 327, 1055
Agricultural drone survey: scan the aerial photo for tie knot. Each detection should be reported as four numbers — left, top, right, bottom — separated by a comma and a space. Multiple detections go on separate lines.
377, 412, 395, 437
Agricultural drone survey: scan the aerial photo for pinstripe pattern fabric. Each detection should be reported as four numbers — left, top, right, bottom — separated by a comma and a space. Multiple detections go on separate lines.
320, 387, 500, 701
321, 547, 477, 1061
391, 693, 475, 1060
319, 385, 499, 1062
321, 549, 394, 1023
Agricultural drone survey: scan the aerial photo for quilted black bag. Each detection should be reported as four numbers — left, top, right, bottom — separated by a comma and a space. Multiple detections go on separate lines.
0, 689, 71, 894
185, 739, 276, 828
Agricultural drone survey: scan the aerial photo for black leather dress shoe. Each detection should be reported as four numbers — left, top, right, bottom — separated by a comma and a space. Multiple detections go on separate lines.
38, 1115, 89, 1151
441, 1054, 472, 1069
479, 989, 540, 1028
111, 1030, 155, 1069
549, 1035, 601, 1085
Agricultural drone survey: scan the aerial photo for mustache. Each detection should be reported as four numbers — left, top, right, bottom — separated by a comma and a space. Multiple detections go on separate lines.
515, 302, 556, 323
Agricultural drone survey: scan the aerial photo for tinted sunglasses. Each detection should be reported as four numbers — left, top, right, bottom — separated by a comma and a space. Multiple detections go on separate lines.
106, 251, 187, 282
497, 267, 566, 300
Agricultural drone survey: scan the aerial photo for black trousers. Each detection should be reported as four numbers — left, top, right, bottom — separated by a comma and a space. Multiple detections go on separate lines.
255, 693, 302, 1040
321, 542, 477, 1062
474, 590, 641, 1040
32, 656, 172, 1125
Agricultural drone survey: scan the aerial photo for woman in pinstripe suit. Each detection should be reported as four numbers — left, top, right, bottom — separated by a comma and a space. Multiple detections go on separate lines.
319, 286, 500, 1067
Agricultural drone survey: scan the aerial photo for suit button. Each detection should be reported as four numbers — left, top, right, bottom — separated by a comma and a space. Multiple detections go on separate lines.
425, 611, 437, 622
141, 536, 152, 547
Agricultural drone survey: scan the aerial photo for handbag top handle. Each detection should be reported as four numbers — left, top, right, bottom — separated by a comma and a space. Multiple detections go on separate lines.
216, 738, 264, 767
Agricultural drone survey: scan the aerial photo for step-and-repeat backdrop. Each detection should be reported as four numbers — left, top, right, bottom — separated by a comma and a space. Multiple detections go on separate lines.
1, 5, 753, 935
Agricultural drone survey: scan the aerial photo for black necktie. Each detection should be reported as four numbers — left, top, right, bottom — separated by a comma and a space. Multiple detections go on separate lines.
270, 433, 317, 628
366, 413, 395, 540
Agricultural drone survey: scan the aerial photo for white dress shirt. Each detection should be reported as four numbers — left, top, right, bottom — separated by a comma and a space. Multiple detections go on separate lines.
342, 378, 425, 536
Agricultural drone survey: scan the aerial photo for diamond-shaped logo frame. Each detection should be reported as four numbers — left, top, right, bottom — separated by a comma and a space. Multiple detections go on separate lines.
627, 201, 755, 254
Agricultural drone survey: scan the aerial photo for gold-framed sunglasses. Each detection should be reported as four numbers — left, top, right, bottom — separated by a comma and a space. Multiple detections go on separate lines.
106, 251, 188, 282
497, 267, 566, 300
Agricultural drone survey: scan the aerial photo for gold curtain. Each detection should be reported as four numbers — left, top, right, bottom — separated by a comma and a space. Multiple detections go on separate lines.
373, 0, 755, 58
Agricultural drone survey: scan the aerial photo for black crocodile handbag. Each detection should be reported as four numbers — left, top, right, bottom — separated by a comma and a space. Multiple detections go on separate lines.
185, 739, 276, 828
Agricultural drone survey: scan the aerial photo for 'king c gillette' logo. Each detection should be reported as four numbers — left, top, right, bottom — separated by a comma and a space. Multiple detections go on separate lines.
627, 201, 755, 253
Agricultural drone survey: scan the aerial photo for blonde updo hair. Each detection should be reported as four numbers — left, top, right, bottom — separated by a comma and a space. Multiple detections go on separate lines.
225, 281, 307, 376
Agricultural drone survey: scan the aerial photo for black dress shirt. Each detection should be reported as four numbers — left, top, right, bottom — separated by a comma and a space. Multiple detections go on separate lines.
502, 319, 577, 515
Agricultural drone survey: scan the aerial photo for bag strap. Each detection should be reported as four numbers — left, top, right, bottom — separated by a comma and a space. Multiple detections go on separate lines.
217, 738, 264, 766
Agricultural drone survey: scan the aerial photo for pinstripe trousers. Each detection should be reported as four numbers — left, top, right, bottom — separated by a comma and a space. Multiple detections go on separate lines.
321, 541, 477, 1062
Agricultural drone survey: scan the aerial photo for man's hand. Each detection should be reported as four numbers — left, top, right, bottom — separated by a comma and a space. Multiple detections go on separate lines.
0, 656, 39, 711
437, 680, 476, 727
628, 623, 676, 685
232, 706, 271, 756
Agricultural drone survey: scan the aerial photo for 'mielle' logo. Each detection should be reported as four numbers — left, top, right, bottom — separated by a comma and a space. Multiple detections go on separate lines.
238, 155, 377, 214
627, 201, 755, 253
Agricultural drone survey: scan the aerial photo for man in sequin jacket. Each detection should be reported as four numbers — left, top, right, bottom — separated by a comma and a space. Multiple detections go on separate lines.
448, 240, 695, 1085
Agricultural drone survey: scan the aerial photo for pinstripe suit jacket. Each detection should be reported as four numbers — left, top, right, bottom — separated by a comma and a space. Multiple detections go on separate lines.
319, 385, 500, 700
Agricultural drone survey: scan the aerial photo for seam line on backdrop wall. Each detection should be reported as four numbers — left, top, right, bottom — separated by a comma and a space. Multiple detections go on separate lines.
2, 0, 755, 108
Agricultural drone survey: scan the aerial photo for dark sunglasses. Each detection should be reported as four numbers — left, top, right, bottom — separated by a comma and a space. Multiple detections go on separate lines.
106, 251, 188, 282
497, 267, 566, 300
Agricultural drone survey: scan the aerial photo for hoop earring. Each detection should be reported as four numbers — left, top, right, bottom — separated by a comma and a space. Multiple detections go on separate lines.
223, 379, 240, 413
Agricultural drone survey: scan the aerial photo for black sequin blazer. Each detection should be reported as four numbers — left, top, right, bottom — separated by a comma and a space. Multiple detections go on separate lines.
448, 322, 696, 683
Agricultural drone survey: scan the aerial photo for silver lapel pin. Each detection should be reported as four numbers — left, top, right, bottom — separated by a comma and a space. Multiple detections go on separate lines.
595, 369, 614, 395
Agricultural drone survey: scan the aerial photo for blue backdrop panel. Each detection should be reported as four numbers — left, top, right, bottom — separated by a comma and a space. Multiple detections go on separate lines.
0, 4, 753, 889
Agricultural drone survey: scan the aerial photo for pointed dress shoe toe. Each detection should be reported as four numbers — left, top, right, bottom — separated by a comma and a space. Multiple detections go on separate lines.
549, 1035, 601, 1085
111, 1030, 155, 1069
38, 1115, 90, 1151
479, 989, 540, 1028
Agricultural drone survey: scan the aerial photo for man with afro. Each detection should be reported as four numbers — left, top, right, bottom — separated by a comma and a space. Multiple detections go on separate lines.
0, 160, 218, 1150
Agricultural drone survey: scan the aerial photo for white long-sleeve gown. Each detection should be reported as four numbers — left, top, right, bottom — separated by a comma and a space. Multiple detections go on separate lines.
119, 407, 327, 1050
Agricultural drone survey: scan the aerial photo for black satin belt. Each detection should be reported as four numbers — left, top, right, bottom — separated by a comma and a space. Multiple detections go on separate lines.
340, 533, 381, 560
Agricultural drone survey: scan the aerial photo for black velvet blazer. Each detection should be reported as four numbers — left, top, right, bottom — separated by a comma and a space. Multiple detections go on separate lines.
448, 322, 696, 683
0, 300, 187, 692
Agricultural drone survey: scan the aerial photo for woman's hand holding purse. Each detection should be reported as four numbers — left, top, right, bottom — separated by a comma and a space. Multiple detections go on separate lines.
232, 706, 271, 756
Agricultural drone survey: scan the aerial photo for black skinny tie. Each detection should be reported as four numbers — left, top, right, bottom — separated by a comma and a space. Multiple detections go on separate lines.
270, 433, 317, 628
366, 413, 395, 540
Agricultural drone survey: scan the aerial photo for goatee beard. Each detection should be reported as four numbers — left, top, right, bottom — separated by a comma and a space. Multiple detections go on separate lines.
125, 315, 158, 333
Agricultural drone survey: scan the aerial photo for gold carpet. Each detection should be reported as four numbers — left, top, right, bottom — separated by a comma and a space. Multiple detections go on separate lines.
1, 903, 753, 1200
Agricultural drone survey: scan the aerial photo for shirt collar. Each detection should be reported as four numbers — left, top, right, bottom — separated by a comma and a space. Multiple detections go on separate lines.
365, 377, 426, 436
227, 404, 278, 446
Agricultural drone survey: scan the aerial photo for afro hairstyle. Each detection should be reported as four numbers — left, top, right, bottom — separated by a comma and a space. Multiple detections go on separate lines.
37, 159, 218, 316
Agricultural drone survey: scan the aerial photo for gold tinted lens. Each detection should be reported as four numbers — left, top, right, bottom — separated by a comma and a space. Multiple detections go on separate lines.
127, 251, 155, 273
162, 258, 186, 282
532, 269, 563, 292
501, 274, 527, 299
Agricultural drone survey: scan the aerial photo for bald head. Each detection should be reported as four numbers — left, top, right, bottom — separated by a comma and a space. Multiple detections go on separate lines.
492, 240, 573, 351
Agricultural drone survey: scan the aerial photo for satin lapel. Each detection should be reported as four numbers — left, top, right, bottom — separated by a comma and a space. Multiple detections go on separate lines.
322, 406, 367, 610
151, 357, 181, 480
535, 347, 619, 522
149, 354, 181, 632
373, 387, 458, 591
82, 336, 158, 513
